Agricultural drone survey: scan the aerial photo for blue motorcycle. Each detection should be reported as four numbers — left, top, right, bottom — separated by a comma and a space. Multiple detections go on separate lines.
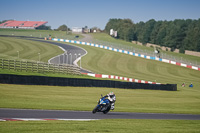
92, 94, 111, 114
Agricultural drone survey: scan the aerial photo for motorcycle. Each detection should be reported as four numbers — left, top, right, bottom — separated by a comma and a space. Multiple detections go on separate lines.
92, 94, 111, 114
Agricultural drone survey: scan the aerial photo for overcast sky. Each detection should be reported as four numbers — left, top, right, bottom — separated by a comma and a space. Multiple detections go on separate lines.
1, 0, 200, 29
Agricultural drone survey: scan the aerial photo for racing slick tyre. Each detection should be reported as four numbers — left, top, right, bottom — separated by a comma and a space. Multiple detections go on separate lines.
103, 106, 111, 114
92, 106, 98, 114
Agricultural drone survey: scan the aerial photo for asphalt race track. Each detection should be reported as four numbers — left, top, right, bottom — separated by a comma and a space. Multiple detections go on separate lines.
1, 108, 200, 120
26, 38, 91, 73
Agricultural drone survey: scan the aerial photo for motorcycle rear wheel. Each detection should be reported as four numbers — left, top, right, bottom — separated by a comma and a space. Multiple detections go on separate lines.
103, 110, 109, 114
103, 107, 110, 114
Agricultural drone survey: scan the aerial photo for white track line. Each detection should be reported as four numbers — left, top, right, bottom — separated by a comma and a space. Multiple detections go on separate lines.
0, 118, 99, 121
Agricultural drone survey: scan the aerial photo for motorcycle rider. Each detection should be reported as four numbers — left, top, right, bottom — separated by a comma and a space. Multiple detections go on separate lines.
104, 91, 116, 110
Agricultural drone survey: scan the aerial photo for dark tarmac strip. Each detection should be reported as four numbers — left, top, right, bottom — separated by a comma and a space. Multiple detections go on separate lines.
25, 38, 92, 73
0, 108, 200, 120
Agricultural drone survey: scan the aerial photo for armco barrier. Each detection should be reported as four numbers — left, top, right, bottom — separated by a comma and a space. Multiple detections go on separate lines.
51, 38, 200, 71
0, 74, 177, 91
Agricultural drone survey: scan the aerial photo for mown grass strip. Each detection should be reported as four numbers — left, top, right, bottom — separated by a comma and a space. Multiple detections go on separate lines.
91, 33, 200, 64
0, 29, 83, 40
0, 118, 200, 133
0, 84, 200, 114
0, 37, 63, 62
68, 42, 200, 89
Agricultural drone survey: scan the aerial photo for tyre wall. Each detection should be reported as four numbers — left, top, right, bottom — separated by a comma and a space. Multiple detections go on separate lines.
0, 74, 177, 91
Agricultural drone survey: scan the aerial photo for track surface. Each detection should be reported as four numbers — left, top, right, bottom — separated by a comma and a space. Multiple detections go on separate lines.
26, 38, 91, 73
1, 108, 200, 120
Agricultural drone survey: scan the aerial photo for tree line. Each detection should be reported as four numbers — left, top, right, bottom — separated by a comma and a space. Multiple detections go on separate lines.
105, 18, 200, 53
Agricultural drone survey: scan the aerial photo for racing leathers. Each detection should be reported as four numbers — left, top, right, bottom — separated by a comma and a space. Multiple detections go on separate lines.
104, 94, 116, 110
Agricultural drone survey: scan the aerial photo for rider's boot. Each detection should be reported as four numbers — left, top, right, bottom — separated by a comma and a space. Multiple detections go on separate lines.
111, 103, 115, 110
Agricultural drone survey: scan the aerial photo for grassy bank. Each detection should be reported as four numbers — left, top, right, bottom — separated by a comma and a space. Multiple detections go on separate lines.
0, 36, 63, 62
68, 42, 200, 88
0, 69, 94, 79
91, 33, 200, 65
1, 119, 200, 133
1, 84, 200, 114
0, 29, 83, 40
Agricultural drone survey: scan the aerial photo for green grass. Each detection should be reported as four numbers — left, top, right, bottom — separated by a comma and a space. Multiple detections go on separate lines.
1, 119, 200, 133
1, 84, 200, 114
0, 69, 95, 79
69, 42, 200, 88
0, 28, 83, 40
0, 36, 63, 62
91, 33, 200, 65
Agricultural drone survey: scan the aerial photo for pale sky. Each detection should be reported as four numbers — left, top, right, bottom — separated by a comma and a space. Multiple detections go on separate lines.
1, 0, 200, 29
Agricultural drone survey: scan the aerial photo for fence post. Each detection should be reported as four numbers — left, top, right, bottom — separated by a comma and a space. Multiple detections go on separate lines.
53, 64, 55, 73
8, 60, 10, 70
58, 64, 60, 73
37, 62, 39, 72
67, 65, 69, 74
63, 65, 65, 74
14, 60, 16, 71
42, 63, 45, 73
32, 62, 33, 72
25, 61, 27, 72
55, 64, 58, 73
20, 61, 22, 71
42, 63, 44, 73
64, 65, 67, 74
48, 63, 50, 72
77, 67, 80, 75
1, 59, 3, 69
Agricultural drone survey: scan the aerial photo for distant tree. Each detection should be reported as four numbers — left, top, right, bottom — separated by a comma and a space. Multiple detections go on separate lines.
135, 21, 145, 42
0, 20, 8, 24
183, 19, 200, 52
156, 26, 166, 46
179, 47, 185, 53
140, 19, 156, 44
150, 21, 162, 44
104, 18, 200, 52
91, 27, 102, 32
105, 18, 122, 34
105, 18, 134, 41
127, 25, 135, 41
36, 25, 51, 30
57, 24, 69, 31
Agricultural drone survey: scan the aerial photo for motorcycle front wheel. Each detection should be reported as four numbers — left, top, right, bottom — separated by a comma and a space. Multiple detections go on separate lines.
92, 106, 98, 114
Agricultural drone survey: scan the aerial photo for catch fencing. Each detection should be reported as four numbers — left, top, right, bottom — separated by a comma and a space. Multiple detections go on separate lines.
0, 59, 80, 75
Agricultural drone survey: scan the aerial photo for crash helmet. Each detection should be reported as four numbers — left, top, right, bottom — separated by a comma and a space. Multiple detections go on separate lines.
109, 91, 114, 96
